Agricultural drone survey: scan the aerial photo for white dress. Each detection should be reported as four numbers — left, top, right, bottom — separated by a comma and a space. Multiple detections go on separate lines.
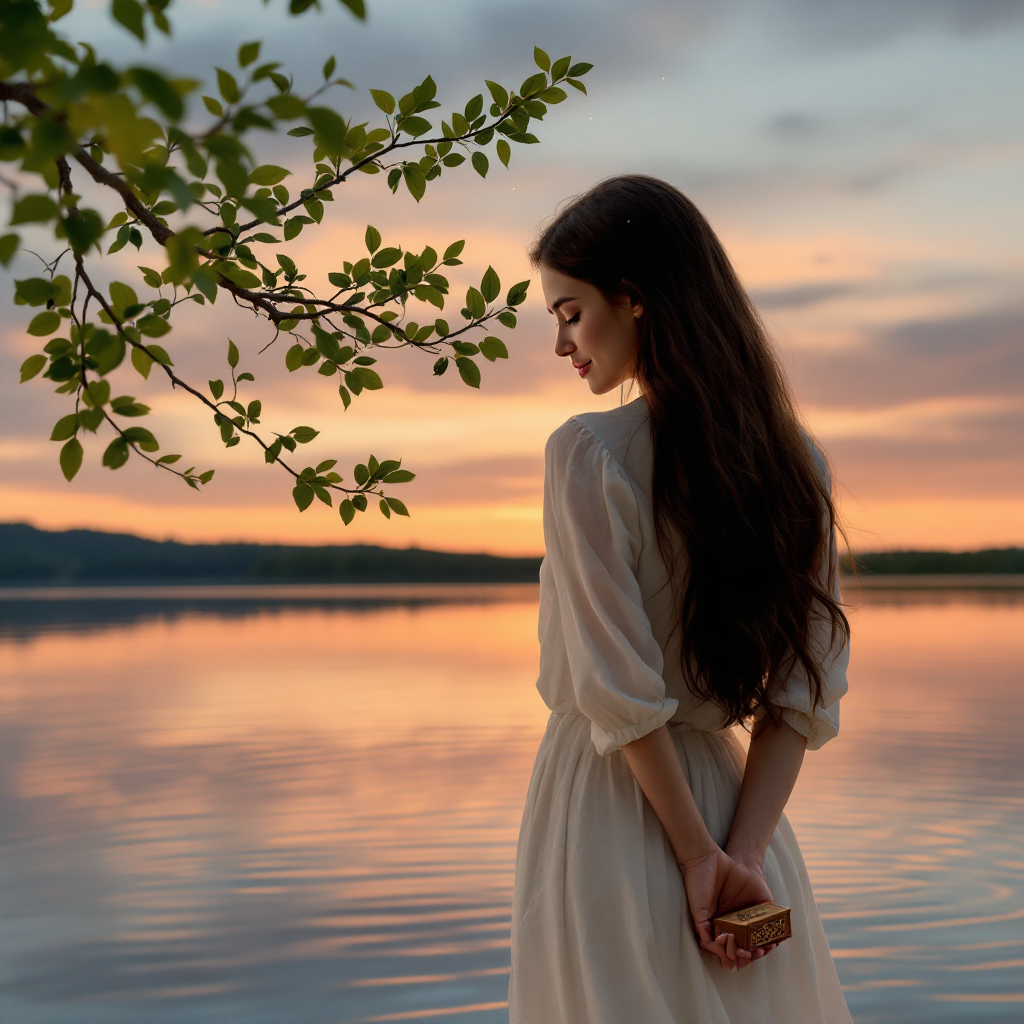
509, 397, 852, 1024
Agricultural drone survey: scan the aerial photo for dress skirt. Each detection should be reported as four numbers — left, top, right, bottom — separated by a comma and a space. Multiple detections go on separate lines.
508, 711, 853, 1024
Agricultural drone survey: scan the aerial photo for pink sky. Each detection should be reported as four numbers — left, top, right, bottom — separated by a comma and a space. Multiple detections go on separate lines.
2, 0, 1022, 555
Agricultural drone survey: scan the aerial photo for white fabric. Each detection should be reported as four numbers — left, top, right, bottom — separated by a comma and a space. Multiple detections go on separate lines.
509, 397, 852, 1024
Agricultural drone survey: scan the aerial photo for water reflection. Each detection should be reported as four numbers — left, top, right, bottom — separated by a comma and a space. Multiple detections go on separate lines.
0, 588, 1021, 1022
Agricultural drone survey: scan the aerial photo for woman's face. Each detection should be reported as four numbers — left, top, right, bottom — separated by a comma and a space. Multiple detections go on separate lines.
539, 266, 642, 396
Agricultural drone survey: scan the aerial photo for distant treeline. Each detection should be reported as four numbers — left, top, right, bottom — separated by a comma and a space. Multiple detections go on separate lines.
843, 548, 1024, 576
2, 524, 1021, 585
0, 523, 543, 585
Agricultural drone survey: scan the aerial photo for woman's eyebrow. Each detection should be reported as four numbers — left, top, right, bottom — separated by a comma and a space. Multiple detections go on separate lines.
549, 295, 578, 313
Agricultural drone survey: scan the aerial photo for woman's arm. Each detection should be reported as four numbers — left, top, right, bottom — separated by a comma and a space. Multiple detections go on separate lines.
724, 715, 807, 869
621, 725, 717, 866
622, 726, 774, 969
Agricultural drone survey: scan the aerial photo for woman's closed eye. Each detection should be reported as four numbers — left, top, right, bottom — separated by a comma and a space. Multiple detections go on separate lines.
565, 312, 580, 326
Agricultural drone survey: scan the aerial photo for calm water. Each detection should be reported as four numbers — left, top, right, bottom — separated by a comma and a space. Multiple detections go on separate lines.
0, 586, 1021, 1023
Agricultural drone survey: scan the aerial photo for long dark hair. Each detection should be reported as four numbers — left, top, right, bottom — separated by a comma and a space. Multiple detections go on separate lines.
530, 174, 849, 725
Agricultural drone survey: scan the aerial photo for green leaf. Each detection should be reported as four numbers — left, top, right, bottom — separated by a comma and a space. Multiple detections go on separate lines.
238, 40, 261, 67
131, 347, 154, 379
378, 498, 391, 519
471, 151, 489, 178
385, 496, 410, 516
538, 86, 567, 104
216, 67, 241, 104
285, 344, 304, 371
352, 493, 367, 511
292, 483, 314, 512
399, 116, 431, 137
496, 139, 511, 168
372, 247, 403, 269
466, 286, 486, 319
322, 55, 336, 80
15, 278, 53, 306
369, 89, 395, 114
147, 343, 173, 367
137, 314, 171, 337
480, 336, 509, 361
348, 366, 383, 390
20, 354, 47, 382
156, 454, 182, 465
102, 437, 130, 469
290, 425, 319, 443
480, 266, 500, 303
443, 240, 465, 261
338, 0, 365, 18
122, 426, 158, 451
403, 164, 426, 202
0, 234, 19, 267
497, 310, 517, 328
59, 438, 83, 481
307, 106, 348, 155
63, 209, 105, 255
520, 72, 548, 97
209, 379, 224, 399
456, 356, 481, 388
203, 95, 223, 116
128, 67, 184, 120
78, 407, 104, 432
249, 164, 291, 186
533, 46, 551, 71
568, 62, 594, 77
365, 225, 381, 253
485, 80, 509, 108
111, 0, 145, 40
28, 311, 61, 336
551, 56, 572, 80
10, 194, 59, 225
339, 499, 355, 525
433, 356, 448, 376
84, 380, 110, 408
109, 281, 138, 318
383, 469, 415, 483
50, 413, 79, 441
227, 339, 240, 367
283, 216, 313, 240
507, 279, 530, 305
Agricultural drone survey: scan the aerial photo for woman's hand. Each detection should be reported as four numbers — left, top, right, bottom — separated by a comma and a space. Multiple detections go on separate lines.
723, 847, 781, 957
680, 846, 775, 970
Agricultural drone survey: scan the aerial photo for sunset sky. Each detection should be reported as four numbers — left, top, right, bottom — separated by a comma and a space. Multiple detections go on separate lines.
2, 0, 1022, 554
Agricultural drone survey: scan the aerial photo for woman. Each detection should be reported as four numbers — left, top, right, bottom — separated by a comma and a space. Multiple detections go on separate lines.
509, 175, 852, 1023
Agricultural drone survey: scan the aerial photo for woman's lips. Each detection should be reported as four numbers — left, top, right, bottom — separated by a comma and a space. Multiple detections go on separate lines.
573, 359, 592, 378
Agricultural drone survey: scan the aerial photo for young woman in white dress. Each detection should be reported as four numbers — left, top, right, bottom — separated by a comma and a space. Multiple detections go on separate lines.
509, 175, 853, 1023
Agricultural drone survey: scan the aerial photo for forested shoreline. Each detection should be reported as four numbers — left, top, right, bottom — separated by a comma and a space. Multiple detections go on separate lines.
1, 523, 1021, 584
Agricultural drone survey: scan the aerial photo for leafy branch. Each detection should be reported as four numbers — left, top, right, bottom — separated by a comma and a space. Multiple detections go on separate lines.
1, 0, 592, 524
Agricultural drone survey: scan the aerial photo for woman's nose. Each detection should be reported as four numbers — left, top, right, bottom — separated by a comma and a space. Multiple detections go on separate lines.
554, 329, 576, 358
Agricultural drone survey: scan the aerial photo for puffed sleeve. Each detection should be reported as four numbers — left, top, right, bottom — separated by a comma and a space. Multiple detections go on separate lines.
543, 419, 678, 755
763, 446, 850, 750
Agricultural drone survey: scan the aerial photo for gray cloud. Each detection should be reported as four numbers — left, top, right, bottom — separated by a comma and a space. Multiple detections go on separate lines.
787, 307, 1024, 409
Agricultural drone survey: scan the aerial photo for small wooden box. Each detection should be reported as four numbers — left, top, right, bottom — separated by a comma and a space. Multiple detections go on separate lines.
713, 902, 792, 951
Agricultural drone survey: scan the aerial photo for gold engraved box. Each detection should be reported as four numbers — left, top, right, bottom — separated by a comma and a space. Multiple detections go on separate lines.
712, 902, 792, 951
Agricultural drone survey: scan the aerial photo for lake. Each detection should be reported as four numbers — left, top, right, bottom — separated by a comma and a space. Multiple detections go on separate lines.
0, 585, 1021, 1023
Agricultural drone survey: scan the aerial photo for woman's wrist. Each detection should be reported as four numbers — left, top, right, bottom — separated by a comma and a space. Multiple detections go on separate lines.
723, 841, 766, 872
675, 835, 720, 871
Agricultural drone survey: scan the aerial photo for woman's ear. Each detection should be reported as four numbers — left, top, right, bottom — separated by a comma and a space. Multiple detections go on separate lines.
616, 282, 644, 320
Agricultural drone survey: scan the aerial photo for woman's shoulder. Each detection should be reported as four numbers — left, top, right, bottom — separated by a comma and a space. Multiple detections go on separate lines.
546, 397, 649, 463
